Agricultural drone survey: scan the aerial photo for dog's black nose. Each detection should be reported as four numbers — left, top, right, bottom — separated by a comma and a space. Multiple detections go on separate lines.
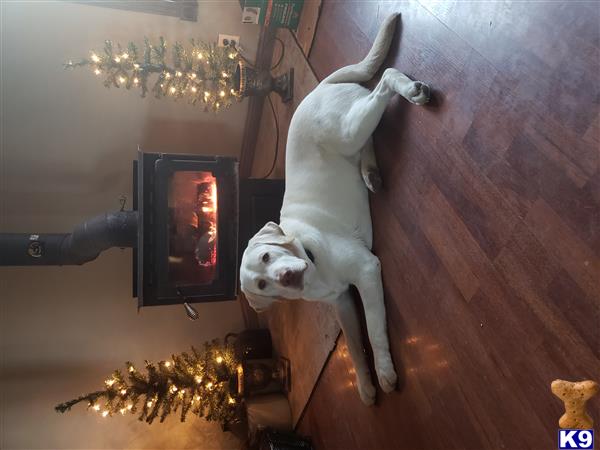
280, 270, 294, 286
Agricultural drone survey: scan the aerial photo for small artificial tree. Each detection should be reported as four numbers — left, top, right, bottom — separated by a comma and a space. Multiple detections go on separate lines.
65, 38, 241, 113
55, 339, 241, 426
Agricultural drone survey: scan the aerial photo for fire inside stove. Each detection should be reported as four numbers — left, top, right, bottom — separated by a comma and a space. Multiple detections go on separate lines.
168, 171, 218, 285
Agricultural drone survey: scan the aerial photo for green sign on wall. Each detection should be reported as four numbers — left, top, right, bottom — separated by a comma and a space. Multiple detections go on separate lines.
240, 0, 304, 31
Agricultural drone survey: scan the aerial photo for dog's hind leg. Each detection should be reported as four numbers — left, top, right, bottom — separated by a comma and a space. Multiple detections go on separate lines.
385, 68, 431, 105
340, 68, 430, 154
360, 137, 382, 193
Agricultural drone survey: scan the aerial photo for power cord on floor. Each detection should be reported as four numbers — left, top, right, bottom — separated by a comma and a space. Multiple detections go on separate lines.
261, 37, 285, 179
270, 37, 285, 70
238, 37, 285, 71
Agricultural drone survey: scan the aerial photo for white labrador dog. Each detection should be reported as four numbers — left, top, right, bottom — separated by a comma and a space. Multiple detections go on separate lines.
240, 13, 430, 405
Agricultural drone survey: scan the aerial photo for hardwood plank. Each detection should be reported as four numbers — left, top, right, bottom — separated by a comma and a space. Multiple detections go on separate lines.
419, 188, 480, 303
462, 75, 529, 172
525, 114, 598, 181
547, 270, 600, 361
493, 225, 600, 375
584, 113, 600, 145
506, 134, 600, 255
524, 199, 600, 303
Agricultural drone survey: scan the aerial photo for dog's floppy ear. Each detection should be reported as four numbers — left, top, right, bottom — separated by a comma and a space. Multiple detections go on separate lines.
248, 221, 293, 247
243, 290, 277, 313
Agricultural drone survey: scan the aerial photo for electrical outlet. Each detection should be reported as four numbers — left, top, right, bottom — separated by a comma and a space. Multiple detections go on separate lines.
218, 34, 240, 48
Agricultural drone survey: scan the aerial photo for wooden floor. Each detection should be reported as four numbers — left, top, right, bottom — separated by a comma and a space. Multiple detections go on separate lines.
291, 1, 600, 449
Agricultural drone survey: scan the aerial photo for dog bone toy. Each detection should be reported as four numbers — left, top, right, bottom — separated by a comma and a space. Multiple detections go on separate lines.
551, 379, 599, 429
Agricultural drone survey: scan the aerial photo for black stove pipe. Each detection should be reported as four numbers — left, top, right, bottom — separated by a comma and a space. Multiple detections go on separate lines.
0, 211, 138, 266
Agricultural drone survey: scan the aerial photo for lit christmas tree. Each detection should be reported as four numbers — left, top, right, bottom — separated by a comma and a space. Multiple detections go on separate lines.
55, 340, 241, 426
65, 38, 241, 113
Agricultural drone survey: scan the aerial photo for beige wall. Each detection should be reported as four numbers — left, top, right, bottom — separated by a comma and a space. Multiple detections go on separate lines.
0, 1, 259, 448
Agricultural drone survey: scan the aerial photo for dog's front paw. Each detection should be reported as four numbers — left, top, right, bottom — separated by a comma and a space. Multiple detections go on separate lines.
406, 81, 431, 106
375, 358, 398, 393
358, 380, 377, 406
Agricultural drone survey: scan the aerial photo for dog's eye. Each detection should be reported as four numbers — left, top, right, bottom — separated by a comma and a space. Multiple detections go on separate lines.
257, 280, 267, 290
262, 253, 270, 263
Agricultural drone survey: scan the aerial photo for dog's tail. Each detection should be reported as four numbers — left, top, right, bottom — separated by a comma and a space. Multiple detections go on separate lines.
321, 13, 399, 85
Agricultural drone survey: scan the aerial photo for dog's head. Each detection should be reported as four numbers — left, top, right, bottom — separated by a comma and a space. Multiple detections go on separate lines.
240, 222, 310, 312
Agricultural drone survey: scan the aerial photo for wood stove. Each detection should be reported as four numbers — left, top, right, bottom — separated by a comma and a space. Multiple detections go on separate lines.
134, 152, 239, 307
0, 150, 284, 313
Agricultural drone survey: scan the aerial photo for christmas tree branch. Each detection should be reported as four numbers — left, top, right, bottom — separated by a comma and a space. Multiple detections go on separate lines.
55, 390, 106, 413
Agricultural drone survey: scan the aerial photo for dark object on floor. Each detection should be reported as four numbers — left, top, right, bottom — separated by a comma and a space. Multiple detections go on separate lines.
227, 329, 273, 360
242, 357, 291, 397
255, 428, 313, 450
221, 415, 249, 440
